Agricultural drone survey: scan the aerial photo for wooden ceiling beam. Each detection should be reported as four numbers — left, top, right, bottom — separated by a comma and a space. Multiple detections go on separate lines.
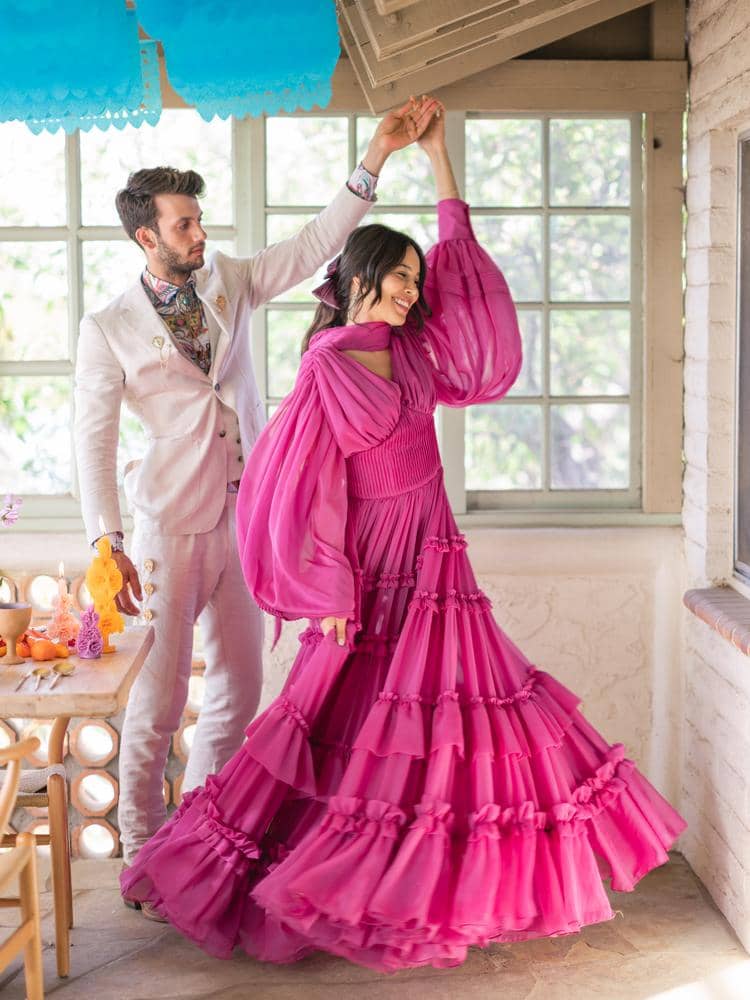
359, 0, 595, 60
340, 0, 659, 111
327, 55, 687, 114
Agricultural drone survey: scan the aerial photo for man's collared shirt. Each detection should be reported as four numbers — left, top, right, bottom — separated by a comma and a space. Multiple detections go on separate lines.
141, 269, 212, 375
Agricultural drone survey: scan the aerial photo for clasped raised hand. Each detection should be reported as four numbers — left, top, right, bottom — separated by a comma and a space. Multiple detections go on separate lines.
375, 95, 440, 154
362, 95, 442, 175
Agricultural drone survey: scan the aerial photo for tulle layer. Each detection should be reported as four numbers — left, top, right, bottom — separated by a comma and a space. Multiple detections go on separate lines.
121, 734, 683, 970
121, 493, 686, 971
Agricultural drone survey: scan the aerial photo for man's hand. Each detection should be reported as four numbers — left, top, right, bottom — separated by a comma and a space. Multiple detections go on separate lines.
321, 616, 348, 647
362, 95, 440, 175
112, 551, 143, 616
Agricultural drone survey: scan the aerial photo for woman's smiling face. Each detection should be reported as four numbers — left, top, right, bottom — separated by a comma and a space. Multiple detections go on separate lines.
350, 245, 421, 327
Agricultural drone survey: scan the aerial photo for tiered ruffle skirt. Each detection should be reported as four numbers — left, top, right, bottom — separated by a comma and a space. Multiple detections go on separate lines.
121, 470, 685, 971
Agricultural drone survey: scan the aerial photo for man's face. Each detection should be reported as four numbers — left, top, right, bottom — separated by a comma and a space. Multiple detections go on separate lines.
139, 193, 207, 276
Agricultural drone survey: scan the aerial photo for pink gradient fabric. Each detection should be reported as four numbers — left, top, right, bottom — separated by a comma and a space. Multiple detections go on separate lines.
121, 200, 686, 971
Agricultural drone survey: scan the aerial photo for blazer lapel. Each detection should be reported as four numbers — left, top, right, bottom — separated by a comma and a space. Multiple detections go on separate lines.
195, 269, 233, 378
119, 280, 211, 383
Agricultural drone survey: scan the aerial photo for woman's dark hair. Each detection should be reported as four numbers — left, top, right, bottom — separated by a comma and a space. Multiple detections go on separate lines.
301, 224, 431, 353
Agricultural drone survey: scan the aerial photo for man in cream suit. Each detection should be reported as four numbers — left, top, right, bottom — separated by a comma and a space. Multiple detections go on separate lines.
74, 99, 438, 898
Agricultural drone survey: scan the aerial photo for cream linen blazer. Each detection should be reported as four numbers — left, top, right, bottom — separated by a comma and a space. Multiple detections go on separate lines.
74, 185, 371, 544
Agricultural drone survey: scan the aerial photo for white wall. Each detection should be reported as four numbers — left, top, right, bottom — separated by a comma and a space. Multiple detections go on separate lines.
684, 0, 750, 951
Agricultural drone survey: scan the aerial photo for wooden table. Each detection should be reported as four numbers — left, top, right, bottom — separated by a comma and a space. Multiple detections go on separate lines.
0, 625, 154, 978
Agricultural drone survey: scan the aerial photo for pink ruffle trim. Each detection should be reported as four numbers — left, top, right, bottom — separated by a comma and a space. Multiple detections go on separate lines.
410, 589, 492, 613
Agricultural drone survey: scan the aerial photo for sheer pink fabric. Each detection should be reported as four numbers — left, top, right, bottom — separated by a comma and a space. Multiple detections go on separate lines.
121, 200, 685, 971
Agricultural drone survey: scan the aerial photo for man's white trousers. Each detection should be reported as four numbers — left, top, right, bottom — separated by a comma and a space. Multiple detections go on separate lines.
118, 494, 263, 864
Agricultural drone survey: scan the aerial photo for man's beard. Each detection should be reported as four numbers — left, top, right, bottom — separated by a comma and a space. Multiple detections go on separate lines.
155, 235, 204, 277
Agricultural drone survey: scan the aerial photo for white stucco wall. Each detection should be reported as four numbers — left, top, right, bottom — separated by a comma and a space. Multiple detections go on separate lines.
684, 0, 750, 950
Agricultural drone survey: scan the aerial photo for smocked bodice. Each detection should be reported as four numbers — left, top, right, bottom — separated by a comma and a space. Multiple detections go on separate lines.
346, 405, 441, 500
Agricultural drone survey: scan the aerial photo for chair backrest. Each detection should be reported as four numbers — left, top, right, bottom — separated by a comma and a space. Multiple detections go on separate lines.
0, 738, 40, 834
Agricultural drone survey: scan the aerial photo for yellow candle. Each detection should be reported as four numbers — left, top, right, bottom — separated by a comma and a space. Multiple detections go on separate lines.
84, 535, 125, 654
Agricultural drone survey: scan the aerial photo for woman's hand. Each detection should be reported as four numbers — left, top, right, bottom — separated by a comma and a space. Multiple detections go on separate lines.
321, 616, 348, 646
417, 98, 447, 158
362, 96, 440, 175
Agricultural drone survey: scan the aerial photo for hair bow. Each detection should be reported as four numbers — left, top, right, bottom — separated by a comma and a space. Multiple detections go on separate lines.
312, 255, 341, 309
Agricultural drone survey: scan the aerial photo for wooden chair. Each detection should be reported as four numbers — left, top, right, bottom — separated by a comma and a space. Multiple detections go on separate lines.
0, 740, 72, 979
0, 737, 44, 1000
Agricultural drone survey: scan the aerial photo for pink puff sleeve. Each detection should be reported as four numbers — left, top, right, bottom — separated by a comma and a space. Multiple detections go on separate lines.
419, 198, 522, 406
235, 364, 355, 624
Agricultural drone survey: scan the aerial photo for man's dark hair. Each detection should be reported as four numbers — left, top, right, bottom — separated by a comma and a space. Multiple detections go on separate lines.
115, 167, 205, 243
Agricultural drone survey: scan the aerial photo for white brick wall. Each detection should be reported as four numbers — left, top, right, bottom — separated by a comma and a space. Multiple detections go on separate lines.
684, 0, 750, 952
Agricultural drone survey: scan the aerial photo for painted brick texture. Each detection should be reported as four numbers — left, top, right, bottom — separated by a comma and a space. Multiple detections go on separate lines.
684, 0, 750, 951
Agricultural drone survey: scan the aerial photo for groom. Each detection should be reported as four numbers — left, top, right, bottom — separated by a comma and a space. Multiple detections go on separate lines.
74, 99, 438, 901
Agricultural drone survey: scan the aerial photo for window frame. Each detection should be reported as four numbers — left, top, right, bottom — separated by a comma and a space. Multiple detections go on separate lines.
463, 111, 643, 512
1, 107, 668, 532
734, 130, 750, 583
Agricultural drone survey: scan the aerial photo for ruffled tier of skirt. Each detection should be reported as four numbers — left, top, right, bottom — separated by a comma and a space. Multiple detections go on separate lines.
121, 648, 685, 968
121, 684, 683, 970
121, 492, 685, 971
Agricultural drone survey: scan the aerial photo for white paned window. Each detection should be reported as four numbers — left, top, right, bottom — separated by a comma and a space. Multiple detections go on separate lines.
0, 110, 642, 530
463, 114, 642, 511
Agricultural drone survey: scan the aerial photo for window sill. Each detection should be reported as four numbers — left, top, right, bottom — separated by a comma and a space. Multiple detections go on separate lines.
457, 510, 682, 529
683, 586, 750, 657
14, 510, 683, 534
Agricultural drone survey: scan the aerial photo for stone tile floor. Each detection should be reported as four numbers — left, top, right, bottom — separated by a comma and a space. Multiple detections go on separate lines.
1, 853, 748, 1000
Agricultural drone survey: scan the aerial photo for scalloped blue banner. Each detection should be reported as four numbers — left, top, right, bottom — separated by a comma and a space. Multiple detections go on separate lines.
136, 0, 340, 121
0, 2, 161, 134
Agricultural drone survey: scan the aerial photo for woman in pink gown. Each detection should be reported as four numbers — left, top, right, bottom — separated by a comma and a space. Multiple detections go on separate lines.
121, 107, 685, 972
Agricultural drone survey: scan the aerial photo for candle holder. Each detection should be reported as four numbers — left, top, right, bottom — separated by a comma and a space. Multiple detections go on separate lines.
0, 602, 32, 665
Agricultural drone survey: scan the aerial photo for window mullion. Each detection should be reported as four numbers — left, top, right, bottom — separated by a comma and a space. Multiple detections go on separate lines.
66, 130, 83, 500
438, 110, 467, 515
233, 117, 254, 255
542, 115, 551, 492
242, 115, 267, 405
630, 112, 644, 505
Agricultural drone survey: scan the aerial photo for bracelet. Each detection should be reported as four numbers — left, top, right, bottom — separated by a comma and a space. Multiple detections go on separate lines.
92, 531, 124, 553
347, 161, 379, 203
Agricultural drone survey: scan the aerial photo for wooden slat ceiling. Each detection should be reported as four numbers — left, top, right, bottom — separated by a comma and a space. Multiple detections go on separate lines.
338, 0, 658, 110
